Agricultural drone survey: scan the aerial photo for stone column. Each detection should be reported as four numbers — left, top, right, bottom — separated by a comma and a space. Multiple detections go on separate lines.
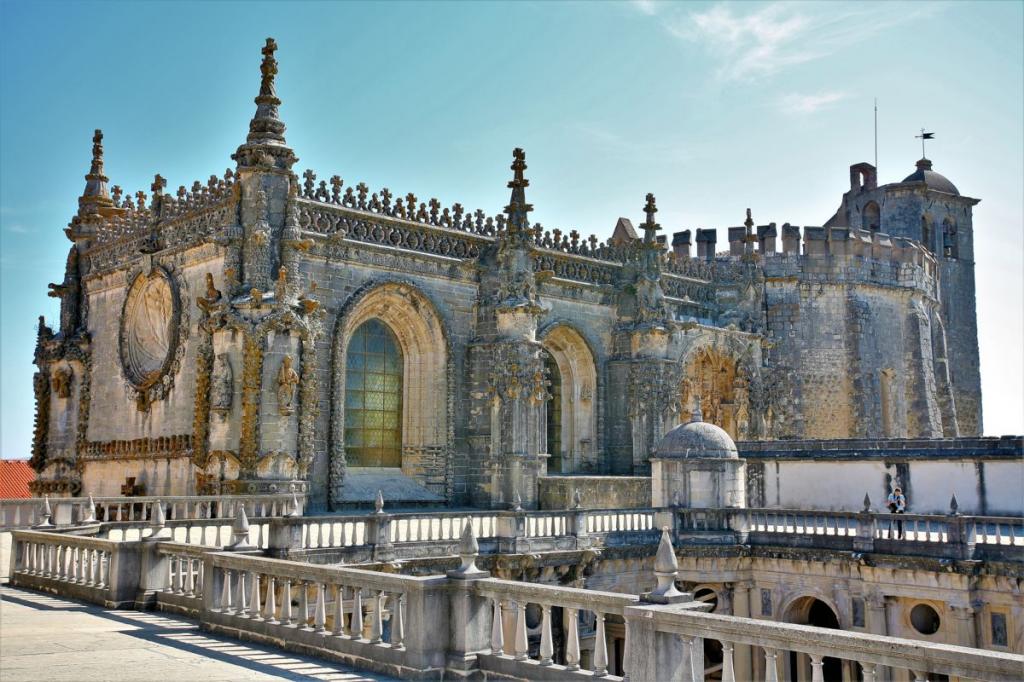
729, 581, 755, 680
865, 592, 888, 635
949, 603, 977, 648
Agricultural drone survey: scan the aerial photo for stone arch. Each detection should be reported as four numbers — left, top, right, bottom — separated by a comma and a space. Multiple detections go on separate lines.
783, 595, 843, 681
861, 200, 880, 231
330, 280, 451, 505
538, 322, 599, 473
678, 336, 757, 440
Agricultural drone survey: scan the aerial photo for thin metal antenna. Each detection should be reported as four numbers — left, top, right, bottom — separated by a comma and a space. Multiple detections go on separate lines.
873, 98, 878, 171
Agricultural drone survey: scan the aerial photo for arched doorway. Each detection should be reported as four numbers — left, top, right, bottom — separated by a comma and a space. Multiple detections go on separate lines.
784, 597, 842, 681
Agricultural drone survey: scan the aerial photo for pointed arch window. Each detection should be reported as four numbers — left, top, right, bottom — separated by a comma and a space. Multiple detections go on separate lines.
344, 319, 403, 467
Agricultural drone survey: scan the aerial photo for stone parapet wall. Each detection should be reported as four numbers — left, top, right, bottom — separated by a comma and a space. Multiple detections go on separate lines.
537, 476, 652, 510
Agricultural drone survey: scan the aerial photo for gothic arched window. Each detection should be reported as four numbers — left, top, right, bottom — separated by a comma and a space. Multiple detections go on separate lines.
344, 319, 403, 467
921, 216, 933, 252
862, 201, 880, 232
545, 354, 563, 474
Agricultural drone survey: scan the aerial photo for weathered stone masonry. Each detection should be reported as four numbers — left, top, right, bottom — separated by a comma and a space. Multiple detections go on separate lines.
31, 39, 984, 508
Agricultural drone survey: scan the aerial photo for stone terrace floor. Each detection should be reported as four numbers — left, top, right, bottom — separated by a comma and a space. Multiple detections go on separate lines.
0, 586, 394, 681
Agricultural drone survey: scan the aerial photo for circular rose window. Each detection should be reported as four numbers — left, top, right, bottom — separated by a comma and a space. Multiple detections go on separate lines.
120, 269, 179, 389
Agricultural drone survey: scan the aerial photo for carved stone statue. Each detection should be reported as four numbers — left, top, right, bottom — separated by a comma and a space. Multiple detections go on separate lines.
51, 366, 73, 399
276, 354, 300, 415
211, 353, 233, 414
196, 273, 222, 314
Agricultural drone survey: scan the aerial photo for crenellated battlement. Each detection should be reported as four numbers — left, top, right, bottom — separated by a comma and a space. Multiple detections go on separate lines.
668, 222, 938, 295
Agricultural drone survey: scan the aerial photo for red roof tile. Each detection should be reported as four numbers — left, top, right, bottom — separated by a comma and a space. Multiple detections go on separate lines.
0, 460, 35, 499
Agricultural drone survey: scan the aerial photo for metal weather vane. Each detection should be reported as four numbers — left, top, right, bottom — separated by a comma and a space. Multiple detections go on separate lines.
915, 128, 935, 158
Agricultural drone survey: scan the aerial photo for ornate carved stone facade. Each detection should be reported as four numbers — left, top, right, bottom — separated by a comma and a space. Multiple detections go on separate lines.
31, 38, 984, 508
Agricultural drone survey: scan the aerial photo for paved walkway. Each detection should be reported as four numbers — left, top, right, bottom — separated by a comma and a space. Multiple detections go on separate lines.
0, 586, 394, 681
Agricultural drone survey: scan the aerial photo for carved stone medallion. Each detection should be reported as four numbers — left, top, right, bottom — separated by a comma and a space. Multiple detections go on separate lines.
119, 266, 186, 410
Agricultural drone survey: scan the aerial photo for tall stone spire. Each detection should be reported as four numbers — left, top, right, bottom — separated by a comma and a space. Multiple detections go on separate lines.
233, 37, 296, 171
503, 148, 533, 240
78, 129, 113, 215
642, 192, 661, 244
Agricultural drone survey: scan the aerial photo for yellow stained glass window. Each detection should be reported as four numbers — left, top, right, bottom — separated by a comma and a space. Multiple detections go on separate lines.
344, 320, 403, 467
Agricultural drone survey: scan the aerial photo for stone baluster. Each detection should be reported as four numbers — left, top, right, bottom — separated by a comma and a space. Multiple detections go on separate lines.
722, 642, 736, 682
299, 581, 311, 629
331, 585, 345, 636
234, 569, 247, 615
513, 601, 528, 660
369, 590, 384, 643
389, 593, 404, 649
195, 560, 204, 598
314, 583, 327, 633
174, 556, 185, 593
910, 670, 928, 682
264, 577, 277, 623
352, 588, 364, 640
810, 654, 825, 682
67, 546, 77, 582
593, 612, 608, 676
764, 648, 779, 682
220, 568, 233, 612
566, 608, 581, 671
539, 604, 554, 665
281, 579, 293, 624
54, 545, 64, 579
249, 572, 262, 619
859, 662, 878, 681
490, 599, 505, 655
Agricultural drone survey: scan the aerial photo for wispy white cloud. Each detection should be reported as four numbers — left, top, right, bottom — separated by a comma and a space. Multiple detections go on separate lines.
6, 224, 31, 234
629, 0, 660, 17
657, 2, 937, 81
778, 91, 848, 115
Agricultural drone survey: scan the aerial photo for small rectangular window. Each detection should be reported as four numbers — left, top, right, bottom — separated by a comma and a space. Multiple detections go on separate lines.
761, 589, 772, 616
852, 597, 865, 627
991, 612, 1008, 647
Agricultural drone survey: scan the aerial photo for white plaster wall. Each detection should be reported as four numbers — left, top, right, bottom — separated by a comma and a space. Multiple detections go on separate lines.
982, 461, 1024, 516
769, 461, 886, 510
908, 461, 980, 514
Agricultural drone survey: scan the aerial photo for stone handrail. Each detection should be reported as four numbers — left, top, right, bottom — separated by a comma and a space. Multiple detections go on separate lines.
0, 493, 302, 529
625, 603, 1024, 681
8, 529, 140, 607
104, 517, 274, 549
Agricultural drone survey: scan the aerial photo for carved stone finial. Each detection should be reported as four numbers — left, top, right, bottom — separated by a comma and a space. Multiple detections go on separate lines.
375, 489, 385, 514
512, 490, 523, 512
503, 148, 534, 236
949, 493, 960, 516
862, 492, 872, 512
34, 495, 53, 528
78, 128, 113, 214
289, 490, 302, 517
645, 527, 684, 602
227, 504, 252, 550
147, 499, 172, 540
745, 208, 754, 230
572, 488, 582, 510
83, 495, 97, 523
151, 174, 167, 196
458, 519, 479, 569
233, 37, 294, 169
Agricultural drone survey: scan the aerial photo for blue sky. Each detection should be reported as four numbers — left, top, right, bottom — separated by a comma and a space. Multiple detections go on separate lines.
1, 1, 1021, 456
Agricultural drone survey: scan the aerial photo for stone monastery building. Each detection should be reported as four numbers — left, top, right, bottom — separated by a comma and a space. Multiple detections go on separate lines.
31, 38, 983, 512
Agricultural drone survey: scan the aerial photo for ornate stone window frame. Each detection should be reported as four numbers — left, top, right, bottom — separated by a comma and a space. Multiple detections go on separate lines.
118, 261, 189, 411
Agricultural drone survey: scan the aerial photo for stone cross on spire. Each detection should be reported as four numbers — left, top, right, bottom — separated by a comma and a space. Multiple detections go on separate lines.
233, 37, 296, 170
642, 192, 661, 244
503, 148, 534, 239
78, 129, 113, 215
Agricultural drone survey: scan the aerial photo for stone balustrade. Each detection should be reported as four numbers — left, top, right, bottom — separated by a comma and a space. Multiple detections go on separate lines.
9, 529, 140, 607
8, 522, 1023, 681
473, 577, 640, 680
202, 551, 447, 678
624, 604, 1023, 681
677, 507, 1024, 561
0, 493, 301, 530
104, 517, 274, 549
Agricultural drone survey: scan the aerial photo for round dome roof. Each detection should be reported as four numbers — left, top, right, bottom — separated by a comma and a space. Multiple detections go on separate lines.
654, 410, 739, 459
901, 159, 959, 195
